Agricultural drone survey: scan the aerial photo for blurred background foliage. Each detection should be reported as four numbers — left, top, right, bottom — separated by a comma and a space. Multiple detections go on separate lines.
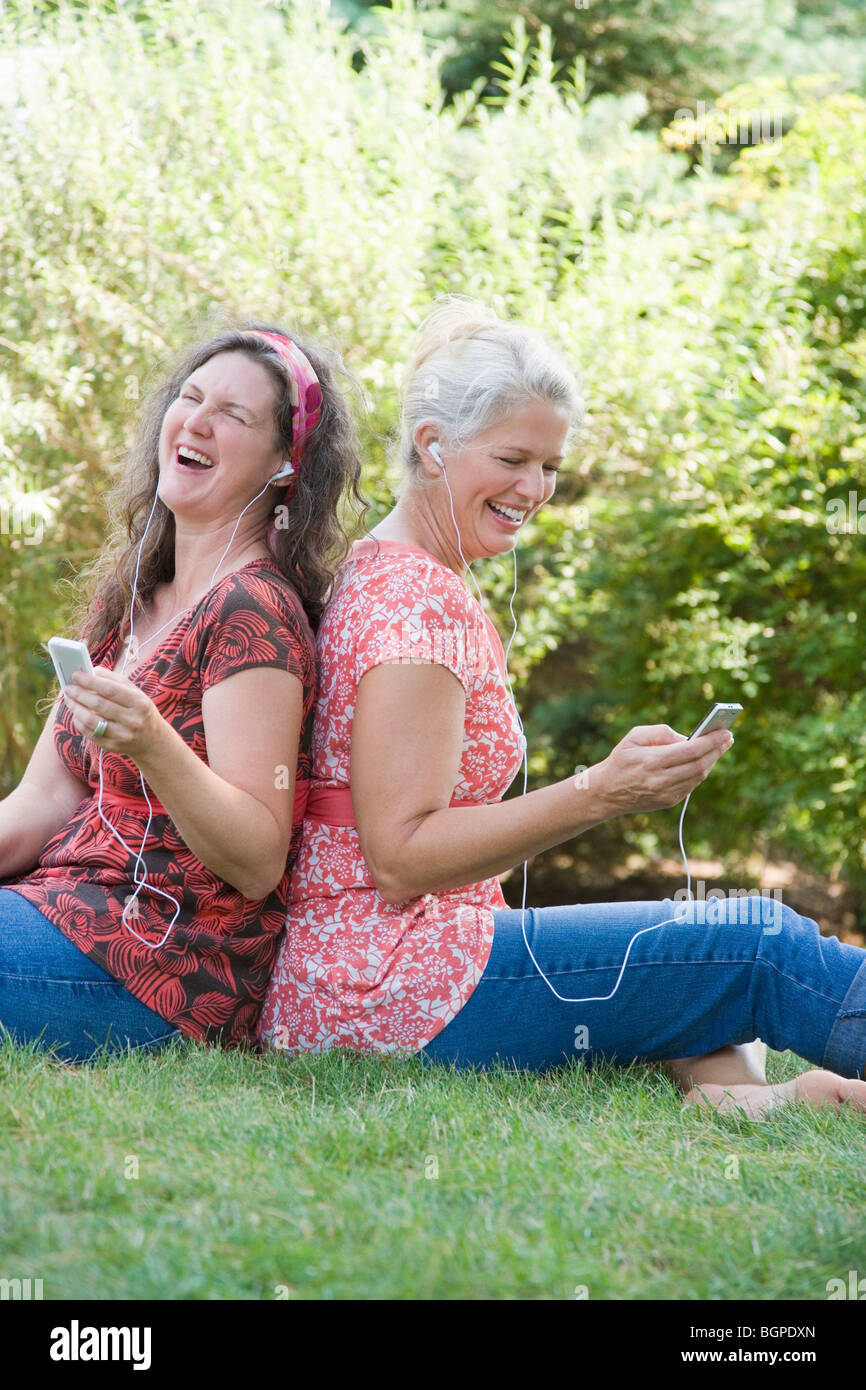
1, 0, 864, 913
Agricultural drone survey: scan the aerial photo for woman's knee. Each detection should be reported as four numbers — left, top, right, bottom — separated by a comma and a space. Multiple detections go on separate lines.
677, 891, 809, 940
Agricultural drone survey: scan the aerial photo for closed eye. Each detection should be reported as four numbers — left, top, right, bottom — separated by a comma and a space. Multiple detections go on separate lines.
499, 457, 560, 474
180, 391, 249, 424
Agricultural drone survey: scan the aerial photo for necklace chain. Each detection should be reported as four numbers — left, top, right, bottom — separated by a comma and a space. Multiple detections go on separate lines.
124, 604, 194, 660
122, 554, 271, 663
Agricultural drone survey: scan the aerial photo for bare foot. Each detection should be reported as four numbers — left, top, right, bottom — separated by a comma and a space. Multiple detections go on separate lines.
684, 1069, 866, 1120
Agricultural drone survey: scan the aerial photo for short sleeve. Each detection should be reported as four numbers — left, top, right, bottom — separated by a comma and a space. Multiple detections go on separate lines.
198, 567, 316, 695
353, 556, 488, 696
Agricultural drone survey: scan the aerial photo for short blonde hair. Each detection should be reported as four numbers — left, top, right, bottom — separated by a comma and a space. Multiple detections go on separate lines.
397, 295, 584, 495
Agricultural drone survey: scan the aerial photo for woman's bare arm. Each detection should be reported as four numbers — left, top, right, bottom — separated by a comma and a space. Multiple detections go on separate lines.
351, 661, 733, 904
130, 667, 303, 901
0, 700, 91, 878
62, 664, 303, 901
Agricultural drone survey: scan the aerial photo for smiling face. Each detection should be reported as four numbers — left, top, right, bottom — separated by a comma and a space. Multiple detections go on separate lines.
156, 350, 286, 524
419, 397, 571, 563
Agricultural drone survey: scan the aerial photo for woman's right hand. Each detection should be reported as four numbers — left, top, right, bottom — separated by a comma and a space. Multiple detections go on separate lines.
592, 724, 734, 817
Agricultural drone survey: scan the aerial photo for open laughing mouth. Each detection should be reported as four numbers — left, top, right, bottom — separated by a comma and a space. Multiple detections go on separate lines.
487, 500, 527, 528
175, 446, 216, 472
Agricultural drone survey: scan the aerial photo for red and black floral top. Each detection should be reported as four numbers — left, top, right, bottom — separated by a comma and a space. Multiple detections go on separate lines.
6, 557, 316, 1048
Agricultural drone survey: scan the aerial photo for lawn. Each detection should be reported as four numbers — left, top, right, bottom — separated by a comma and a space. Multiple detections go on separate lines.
1, 1041, 863, 1301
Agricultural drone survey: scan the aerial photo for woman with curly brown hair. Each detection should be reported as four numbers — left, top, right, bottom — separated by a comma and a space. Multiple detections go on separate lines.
0, 322, 365, 1061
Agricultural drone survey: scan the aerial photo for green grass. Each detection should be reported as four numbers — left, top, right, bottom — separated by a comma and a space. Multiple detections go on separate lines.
1, 1042, 864, 1300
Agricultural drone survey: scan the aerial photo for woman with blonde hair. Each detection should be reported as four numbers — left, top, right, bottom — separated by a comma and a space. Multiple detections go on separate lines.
260, 297, 866, 1117
0, 323, 364, 1061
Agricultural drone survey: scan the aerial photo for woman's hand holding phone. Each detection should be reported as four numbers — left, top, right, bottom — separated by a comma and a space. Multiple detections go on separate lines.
592, 723, 734, 817
62, 668, 164, 763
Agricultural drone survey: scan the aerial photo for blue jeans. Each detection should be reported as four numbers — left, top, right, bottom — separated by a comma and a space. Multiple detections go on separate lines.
421, 897, 866, 1077
0, 888, 180, 1063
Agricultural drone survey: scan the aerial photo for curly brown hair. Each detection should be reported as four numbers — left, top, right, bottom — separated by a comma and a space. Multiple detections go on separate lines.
71, 321, 368, 646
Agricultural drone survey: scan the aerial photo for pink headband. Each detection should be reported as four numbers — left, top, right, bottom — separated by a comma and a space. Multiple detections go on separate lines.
244, 330, 323, 472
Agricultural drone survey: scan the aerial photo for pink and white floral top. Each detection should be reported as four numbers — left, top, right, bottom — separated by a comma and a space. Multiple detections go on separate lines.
257, 537, 525, 1053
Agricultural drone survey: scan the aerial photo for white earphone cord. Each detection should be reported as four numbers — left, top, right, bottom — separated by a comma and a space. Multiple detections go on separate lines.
438, 446, 693, 1004
96, 469, 284, 950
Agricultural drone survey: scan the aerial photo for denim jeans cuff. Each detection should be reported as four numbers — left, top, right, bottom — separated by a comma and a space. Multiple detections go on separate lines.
822, 954, 866, 1078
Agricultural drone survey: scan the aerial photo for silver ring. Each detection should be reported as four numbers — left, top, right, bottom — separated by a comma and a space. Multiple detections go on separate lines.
92, 717, 109, 739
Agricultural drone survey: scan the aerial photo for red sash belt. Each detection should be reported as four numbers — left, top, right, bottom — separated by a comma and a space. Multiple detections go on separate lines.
97, 778, 311, 824
96, 782, 481, 834
304, 784, 356, 826
304, 784, 480, 828
96, 788, 170, 817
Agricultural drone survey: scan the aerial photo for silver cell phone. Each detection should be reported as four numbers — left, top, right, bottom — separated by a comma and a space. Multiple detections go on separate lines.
46, 636, 94, 690
688, 702, 744, 740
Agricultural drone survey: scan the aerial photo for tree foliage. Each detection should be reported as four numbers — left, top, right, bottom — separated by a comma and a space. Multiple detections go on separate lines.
335, 0, 866, 123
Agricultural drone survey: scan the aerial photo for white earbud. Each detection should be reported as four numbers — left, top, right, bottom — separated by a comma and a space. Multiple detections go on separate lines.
269, 460, 294, 483
429, 442, 444, 468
